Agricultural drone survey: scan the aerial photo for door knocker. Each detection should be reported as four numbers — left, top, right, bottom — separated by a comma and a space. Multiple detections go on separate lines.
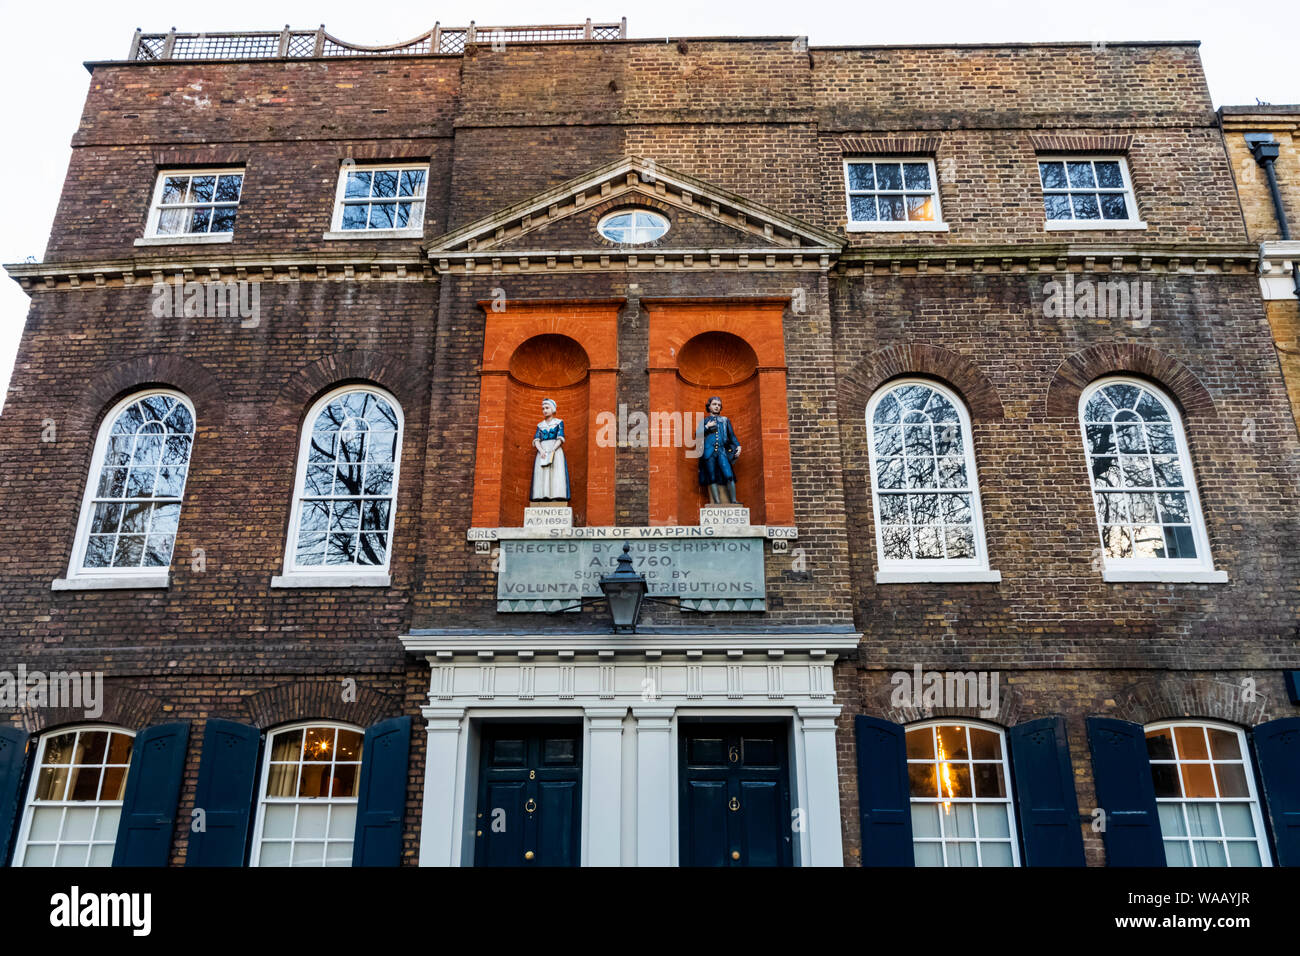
525, 797, 537, 813
728, 796, 740, 812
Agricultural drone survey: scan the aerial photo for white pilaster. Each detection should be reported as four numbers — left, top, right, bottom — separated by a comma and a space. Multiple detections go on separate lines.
584, 706, 628, 866
418, 707, 467, 867
798, 706, 845, 867
633, 707, 676, 866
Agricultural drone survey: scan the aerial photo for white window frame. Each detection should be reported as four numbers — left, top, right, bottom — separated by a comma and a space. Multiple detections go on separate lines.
866, 379, 999, 583
843, 157, 948, 233
12, 725, 136, 867
137, 167, 242, 246
597, 208, 670, 244
323, 162, 428, 240
272, 384, 403, 588
1038, 154, 1146, 231
906, 720, 1021, 867
53, 389, 194, 591
1078, 377, 1224, 583
249, 721, 364, 868
1145, 720, 1272, 867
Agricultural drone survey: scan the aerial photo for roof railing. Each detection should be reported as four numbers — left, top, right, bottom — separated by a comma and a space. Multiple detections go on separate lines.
127, 19, 627, 60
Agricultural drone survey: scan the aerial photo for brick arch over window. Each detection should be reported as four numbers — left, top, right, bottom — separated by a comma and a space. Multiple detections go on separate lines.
242, 681, 401, 731
1108, 678, 1269, 728
73, 353, 228, 436
840, 344, 1004, 424
1045, 344, 1216, 421
861, 674, 1025, 727
276, 349, 425, 417
20, 684, 162, 734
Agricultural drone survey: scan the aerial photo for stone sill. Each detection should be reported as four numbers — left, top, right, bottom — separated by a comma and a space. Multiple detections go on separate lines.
52, 573, 169, 590
271, 572, 391, 588
134, 233, 233, 246
1044, 220, 1148, 231
1102, 568, 1228, 584
322, 229, 423, 241
875, 569, 1002, 584
846, 221, 949, 233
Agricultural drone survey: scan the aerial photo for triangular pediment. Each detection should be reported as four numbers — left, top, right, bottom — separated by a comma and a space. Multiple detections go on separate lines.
426, 157, 843, 271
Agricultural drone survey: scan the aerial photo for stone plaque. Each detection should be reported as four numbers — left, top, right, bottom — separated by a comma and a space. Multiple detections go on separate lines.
497, 536, 765, 613
524, 506, 573, 529
699, 506, 750, 527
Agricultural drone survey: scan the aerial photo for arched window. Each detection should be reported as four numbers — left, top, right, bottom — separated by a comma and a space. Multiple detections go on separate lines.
1145, 722, 1270, 866
906, 721, 1019, 866
280, 386, 403, 582
866, 380, 996, 582
1079, 378, 1218, 579
13, 725, 135, 866
250, 722, 364, 867
66, 390, 194, 583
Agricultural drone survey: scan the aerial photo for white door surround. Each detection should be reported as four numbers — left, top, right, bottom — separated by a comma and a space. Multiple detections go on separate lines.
400, 630, 859, 867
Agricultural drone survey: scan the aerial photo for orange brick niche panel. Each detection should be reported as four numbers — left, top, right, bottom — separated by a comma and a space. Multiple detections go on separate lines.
471, 304, 619, 528
646, 303, 794, 526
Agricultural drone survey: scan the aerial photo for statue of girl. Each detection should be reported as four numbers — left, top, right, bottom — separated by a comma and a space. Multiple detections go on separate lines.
530, 398, 570, 502
695, 395, 742, 505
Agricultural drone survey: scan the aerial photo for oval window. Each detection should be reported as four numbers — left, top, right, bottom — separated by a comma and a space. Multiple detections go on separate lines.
598, 209, 669, 244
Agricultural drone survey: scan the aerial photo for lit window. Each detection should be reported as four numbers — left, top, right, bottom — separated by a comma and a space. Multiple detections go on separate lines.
1079, 378, 1216, 574
906, 722, 1019, 866
597, 209, 669, 244
13, 727, 135, 866
69, 391, 194, 577
1038, 156, 1142, 227
1145, 722, 1271, 867
251, 723, 364, 867
284, 386, 403, 574
146, 169, 243, 237
866, 380, 993, 577
331, 164, 427, 233
844, 158, 943, 230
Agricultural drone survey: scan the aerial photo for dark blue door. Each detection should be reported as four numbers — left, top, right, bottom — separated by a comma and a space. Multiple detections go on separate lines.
679, 722, 793, 867
475, 723, 582, 867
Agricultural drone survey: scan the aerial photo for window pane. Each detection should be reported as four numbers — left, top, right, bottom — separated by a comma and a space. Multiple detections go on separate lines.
1175, 726, 1208, 759
214, 175, 243, 202
1146, 728, 1175, 759
847, 164, 874, 190
877, 195, 905, 221
371, 170, 399, 197
1227, 842, 1262, 867
1071, 194, 1101, 219
1219, 803, 1255, 838
875, 163, 903, 190
399, 169, 426, 196
850, 195, 876, 221
1095, 161, 1124, 188
345, 172, 372, 198
902, 162, 931, 190
1180, 763, 1216, 798
911, 804, 940, 837
1100, 193, 1130, 220
1164, 841, 1193, 866
1043, 194, 1071, 219
341, 205, 368, 229
1214, 763, 1249, 798
906, 729, 934, 760
1038, 162, 1067, 190
1066, 162, 1096, 188
976, 803, 1011, 838
1158, 803, 1187, 835
980, 842, 1014, 866
906, 195, 935, 221
161, 177, 187, 204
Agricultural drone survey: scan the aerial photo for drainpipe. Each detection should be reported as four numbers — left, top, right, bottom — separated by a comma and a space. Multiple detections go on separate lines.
1246, 133, 1300, 299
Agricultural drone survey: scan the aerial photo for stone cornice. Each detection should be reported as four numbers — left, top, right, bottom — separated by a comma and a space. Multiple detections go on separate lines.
4, 251, 432, 292
833, 242, 1259, 277
401, 631, 861, 659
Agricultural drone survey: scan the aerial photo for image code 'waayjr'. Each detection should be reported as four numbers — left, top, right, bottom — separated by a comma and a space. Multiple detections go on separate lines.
0, 20, 1298, 871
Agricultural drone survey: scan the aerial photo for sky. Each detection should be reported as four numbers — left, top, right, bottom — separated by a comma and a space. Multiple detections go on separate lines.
1, 0, 1298, 410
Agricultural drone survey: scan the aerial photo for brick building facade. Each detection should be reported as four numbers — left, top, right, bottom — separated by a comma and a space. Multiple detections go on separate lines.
0, 24, 1297, 869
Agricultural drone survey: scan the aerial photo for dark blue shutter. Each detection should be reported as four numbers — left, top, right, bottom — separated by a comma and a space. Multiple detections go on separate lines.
0, 726, 30, 866
1009, 717, 1085, 866
1086, 717, 1165, 866
1252, 717, 1300, 866
854, 715, 913, 866
185, 718, 262, 867
352, 715, 412, 866
112, 722, 190, 866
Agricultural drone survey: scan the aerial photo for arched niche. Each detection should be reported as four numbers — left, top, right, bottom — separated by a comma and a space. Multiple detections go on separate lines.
502, 334, 591, 527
